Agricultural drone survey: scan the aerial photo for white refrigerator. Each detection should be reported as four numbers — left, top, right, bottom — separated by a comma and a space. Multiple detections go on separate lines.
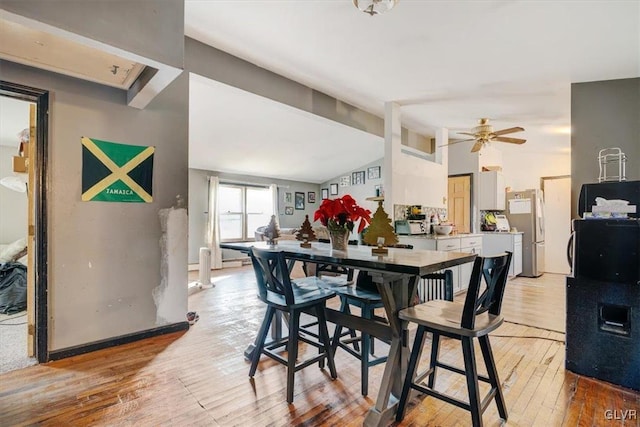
505, 189, 545, 277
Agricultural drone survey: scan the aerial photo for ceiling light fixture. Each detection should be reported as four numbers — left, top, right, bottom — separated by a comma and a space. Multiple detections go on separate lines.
353, 0, 398, 16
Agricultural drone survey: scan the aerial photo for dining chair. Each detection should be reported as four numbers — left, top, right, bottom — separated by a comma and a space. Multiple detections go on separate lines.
396, 252, 512, 427
309, 239, 359, 285
330, 270, 388, 396
248, 247, 338, 403
330, 243, 414, 396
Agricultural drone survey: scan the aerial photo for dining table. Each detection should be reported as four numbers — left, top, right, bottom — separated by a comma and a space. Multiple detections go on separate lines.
220, 239, 476, 427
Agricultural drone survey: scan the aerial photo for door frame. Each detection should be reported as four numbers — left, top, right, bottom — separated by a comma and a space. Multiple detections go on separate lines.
0, 81, 49, 363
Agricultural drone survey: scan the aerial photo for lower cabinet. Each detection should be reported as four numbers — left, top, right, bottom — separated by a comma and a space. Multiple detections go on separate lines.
398, 234, 483, 294
482, 232, 523, 277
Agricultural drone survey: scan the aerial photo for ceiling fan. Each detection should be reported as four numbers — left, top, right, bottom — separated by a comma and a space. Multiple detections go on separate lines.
448, 118, 526, 152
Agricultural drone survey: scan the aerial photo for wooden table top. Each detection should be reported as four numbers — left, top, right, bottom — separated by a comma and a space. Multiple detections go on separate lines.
220, 240, 476, 276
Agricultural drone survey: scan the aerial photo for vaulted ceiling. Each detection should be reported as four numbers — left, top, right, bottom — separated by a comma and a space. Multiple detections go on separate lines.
184, 1, 639, 182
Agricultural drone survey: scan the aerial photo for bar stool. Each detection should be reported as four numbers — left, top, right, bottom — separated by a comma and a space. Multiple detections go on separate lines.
396, 252, 512, 426
248, 247, 338, 403
330, 270, 388, 396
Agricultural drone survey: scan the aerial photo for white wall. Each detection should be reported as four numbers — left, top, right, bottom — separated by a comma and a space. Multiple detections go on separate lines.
0, 146, 27, 244
501, 149, 570, 191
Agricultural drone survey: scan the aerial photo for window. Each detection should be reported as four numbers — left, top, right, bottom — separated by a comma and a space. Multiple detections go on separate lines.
218, 184, 273, 241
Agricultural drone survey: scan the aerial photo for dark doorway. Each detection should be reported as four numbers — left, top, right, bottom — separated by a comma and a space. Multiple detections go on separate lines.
0, 81, 49, 363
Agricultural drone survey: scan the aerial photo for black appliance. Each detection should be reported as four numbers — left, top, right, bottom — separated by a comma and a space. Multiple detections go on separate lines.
568, 180, 640, 270
577, 180, 640, 218
566, 217, 640, 391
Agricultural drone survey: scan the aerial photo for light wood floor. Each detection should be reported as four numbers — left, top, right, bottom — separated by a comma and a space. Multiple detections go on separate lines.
1, 266, 637, 426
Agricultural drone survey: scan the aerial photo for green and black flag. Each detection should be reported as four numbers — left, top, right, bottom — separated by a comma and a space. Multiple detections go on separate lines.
81, 137, 154, 203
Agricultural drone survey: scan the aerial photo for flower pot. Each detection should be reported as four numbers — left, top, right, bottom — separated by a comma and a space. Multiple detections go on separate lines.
328, 225, 350, 251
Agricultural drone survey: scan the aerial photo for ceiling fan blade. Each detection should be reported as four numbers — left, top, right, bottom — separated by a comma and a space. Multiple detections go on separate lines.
455, 132, 477, 137
438, 138, 475, 147
493, 136, 526, 144
470, 141, 484, 152
492, 127, 524, 136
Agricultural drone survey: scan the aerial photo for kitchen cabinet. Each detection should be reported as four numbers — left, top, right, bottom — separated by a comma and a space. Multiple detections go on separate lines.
479, 171, 506, 210
398, 234, 483, 293
482, 232, 523, 277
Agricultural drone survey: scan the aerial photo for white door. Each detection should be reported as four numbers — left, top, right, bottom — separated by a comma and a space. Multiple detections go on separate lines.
543, 177, 571, 274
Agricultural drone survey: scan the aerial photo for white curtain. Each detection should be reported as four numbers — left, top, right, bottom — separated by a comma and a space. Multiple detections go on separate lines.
207, 176, 223, 269
270, 183, 278, 217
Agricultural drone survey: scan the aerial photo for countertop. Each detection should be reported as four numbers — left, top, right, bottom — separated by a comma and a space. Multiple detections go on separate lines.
399, 233, 483, 240
481, 231, 524, 235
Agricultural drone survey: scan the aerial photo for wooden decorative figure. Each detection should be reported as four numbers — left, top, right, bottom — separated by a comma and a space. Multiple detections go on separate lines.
363, 197, 398, 254
296, 215, 316, 248
264, 215, 280, 245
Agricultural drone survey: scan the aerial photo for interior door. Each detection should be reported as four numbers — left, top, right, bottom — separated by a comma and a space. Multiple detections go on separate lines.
448, 175, 471, 233
542, 176, 571, 274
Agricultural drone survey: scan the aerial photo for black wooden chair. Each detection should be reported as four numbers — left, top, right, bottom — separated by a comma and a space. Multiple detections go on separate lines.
248, 247, 338, 403
330, 270, 388, 396
396, 252, 512, 427
306, 239, 359, 285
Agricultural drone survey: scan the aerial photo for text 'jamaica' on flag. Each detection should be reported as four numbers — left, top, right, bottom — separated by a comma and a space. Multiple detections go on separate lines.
81, 137, 154, 203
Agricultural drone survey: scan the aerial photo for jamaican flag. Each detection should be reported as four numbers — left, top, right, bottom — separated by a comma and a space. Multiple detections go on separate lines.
81, 137, 154, 203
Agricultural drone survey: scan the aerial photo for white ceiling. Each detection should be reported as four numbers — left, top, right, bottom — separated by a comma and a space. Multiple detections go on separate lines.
185, 0, 639, 180
189, 74, 384, 183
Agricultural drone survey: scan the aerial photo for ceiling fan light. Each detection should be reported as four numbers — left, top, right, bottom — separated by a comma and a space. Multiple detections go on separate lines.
353, 0, 398, 16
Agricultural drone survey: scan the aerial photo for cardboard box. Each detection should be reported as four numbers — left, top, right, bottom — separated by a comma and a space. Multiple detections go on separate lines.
12, 156, 27, 173
482, 165, 502, 172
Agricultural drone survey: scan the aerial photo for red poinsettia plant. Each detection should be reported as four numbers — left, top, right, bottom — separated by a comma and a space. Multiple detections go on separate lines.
314, 194, 372, 233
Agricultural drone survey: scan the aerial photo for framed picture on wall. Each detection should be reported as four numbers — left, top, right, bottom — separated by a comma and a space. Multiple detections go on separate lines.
308, 192, 316, 203
295, 192, 305, 210
352, 170, 365, 185
285, 192, 292, 203
285, 206, 294, 215
367, 166, 381, 180
321, 188, 329, 200
340, 175, 350, 187
330, 183, 338, 195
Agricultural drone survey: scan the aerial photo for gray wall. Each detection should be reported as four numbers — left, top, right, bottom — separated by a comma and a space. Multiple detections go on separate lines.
0, 146, 27, 244
571, 78, 640, 218
0, 0, 188, 352
0, 60, 188, 351
189, 168, 320, 263
0, 0, 184, 69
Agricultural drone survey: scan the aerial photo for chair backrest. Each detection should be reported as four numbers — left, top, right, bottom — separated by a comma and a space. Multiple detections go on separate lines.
249, 247, 295, 305
315, 239, 358, 279
461, 252, 512, 329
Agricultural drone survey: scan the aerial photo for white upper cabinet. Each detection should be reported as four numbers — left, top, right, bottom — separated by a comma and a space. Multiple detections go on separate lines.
479, 171, 506, 210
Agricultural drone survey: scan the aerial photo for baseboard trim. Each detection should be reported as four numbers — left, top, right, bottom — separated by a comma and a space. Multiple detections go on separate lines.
47, 322, 190, 361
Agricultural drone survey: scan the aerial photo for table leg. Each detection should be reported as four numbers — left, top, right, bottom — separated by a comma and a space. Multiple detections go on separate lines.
364, 273, 418, 427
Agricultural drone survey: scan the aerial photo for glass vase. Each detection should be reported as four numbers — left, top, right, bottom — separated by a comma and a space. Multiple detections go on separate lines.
328, 224, 350, 251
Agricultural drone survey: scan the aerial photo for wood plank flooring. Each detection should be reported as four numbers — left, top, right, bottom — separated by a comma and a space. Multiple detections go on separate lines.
0, 265, 637, 426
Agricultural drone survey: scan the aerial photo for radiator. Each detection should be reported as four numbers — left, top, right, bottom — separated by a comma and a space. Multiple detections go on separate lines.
198, 247, 212, 287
